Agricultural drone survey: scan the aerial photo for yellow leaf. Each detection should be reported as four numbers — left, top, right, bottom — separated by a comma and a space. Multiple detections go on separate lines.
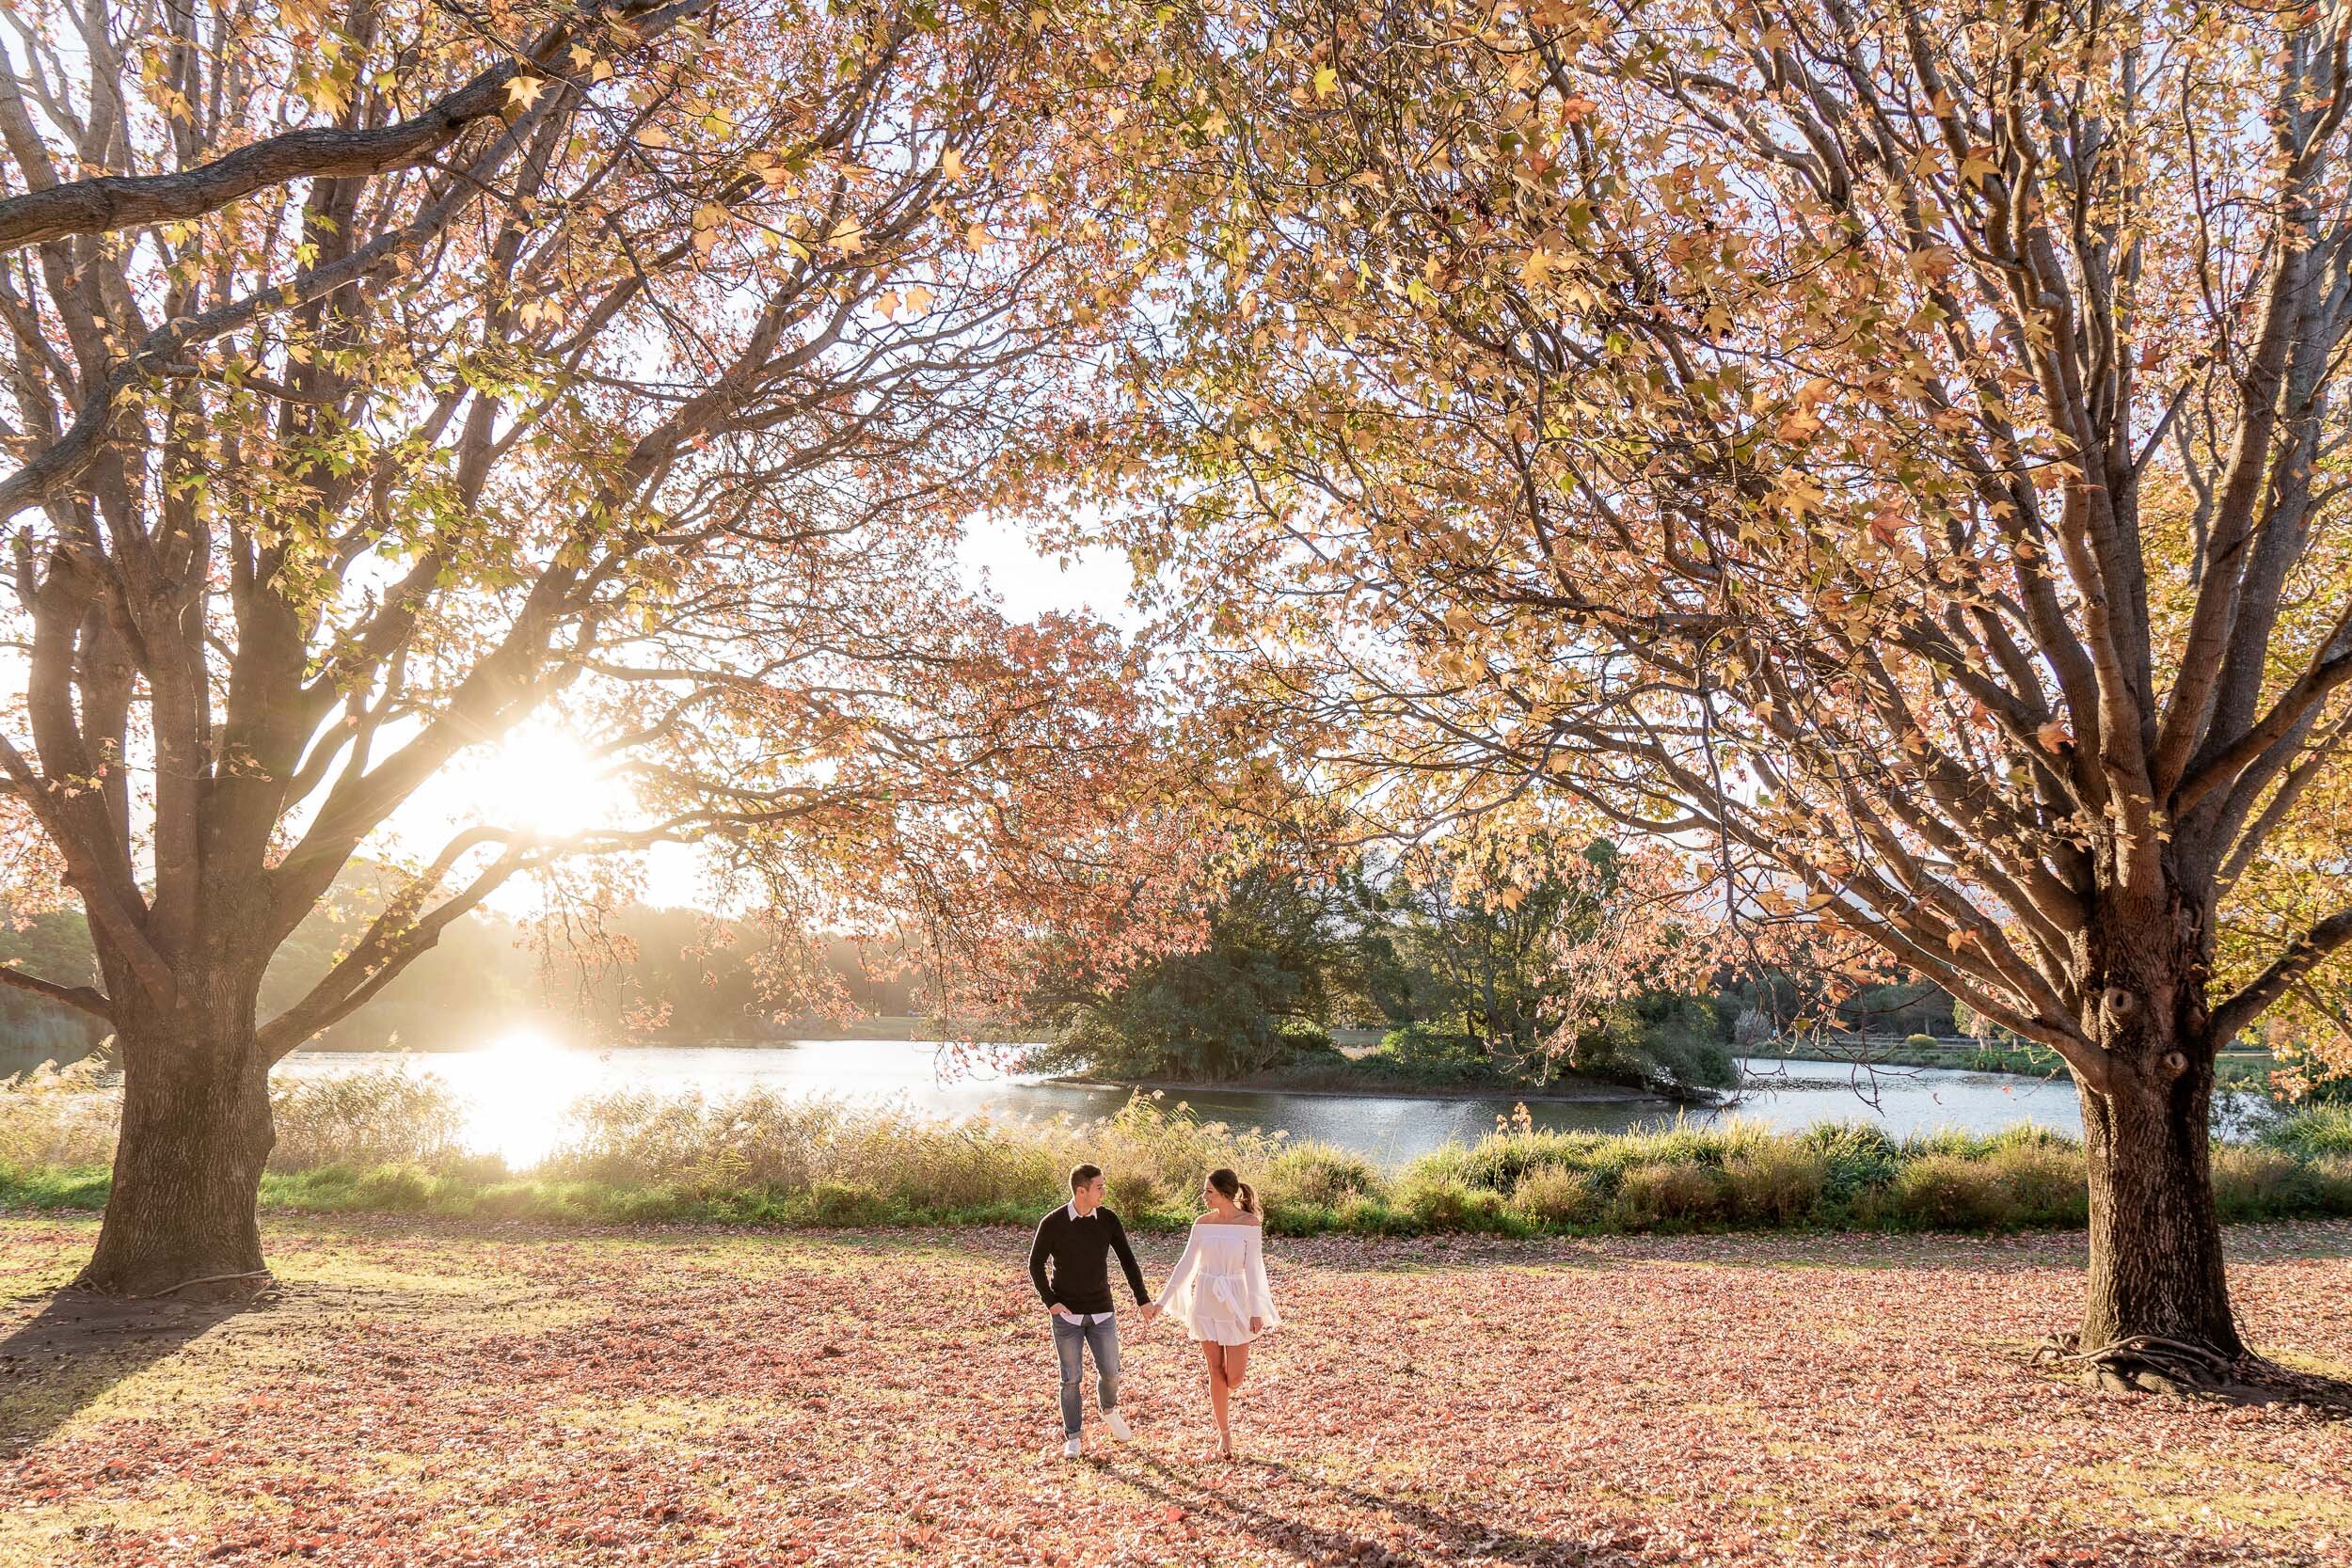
505, 74, 548, 111
965, 221, 992, 251
940, 147, 965, 180
1314, 65, 1339, 98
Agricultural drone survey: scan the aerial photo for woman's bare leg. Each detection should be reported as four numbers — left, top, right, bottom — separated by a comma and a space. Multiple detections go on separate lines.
1200, 1342, 1232, 1456
1222, 1341, 1251, 1396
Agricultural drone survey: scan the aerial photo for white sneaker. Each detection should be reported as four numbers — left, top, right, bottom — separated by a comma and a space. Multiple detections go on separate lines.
1102, 1410, 1133, 1441
1062, 1436, 1083, 1459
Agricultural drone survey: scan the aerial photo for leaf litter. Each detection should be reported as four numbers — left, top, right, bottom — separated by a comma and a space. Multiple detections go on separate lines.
0, 1215, 2346, 1566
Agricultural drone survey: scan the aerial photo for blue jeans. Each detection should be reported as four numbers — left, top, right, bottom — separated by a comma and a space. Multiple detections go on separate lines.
1050, 1312, 1120, 1437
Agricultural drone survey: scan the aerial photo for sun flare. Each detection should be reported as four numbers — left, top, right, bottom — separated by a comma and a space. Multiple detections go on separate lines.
464, 727, 634, 840
456, 1028, 591, 1168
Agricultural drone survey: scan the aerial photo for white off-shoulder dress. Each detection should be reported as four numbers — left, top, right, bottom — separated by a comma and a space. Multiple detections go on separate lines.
1157, 1218, 1279, 1345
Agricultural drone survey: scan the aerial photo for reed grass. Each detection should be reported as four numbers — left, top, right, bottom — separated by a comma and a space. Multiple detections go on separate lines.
3, 1060, 2350, 1237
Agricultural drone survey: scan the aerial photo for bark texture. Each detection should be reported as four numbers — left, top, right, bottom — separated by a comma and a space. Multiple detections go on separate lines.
76, 1020, 275, 1297
2071, 884, 2242, 1357
2076, 1063, 2241, 1356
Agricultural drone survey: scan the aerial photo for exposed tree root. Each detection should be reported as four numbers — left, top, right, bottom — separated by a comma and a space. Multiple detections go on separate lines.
2035, 1333, 2352, 1413
145, 1269, 274, 1300
70, 1267, 276, 1303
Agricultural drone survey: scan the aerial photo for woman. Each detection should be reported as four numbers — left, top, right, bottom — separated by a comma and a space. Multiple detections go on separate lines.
1142, 1166, 1279, 1458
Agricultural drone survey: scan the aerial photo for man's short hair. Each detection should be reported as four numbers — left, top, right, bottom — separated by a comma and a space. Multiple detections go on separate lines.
1069, 1163, 1103, 1194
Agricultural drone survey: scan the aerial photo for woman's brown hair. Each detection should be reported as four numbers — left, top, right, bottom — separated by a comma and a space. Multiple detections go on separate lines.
1206, 1166, 1257, 1215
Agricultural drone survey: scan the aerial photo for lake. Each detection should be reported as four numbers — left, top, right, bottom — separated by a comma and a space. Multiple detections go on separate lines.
241, 1034, 2090, 1167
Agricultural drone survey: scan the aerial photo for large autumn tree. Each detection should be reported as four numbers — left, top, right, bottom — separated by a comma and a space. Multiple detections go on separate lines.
0, 0, 1182, 1294
1114, 0, 2352, 1372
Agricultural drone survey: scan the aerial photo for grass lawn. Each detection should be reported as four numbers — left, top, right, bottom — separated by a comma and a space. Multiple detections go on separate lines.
2, 1216, 2349, 1566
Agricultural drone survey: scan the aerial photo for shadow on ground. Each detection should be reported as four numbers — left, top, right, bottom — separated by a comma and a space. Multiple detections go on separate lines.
1100, 1453, 1610, 1567
0, 1288, 262, 1457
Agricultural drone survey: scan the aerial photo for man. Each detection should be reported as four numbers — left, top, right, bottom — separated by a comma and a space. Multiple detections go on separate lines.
1028, 1163, 1152, 1458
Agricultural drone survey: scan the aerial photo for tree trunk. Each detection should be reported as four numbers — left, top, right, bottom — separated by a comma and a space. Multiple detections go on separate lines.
2074, 911, 2242, 1360
2076, 1066, 2241, 1356
76, 1022, 276, 1297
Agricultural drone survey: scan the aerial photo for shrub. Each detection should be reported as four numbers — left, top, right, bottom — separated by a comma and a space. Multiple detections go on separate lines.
1430, 1123, 1605, 1195
1104, 1168, 1163, 1218
0, 1057, 118, 1172
1801, 1122, 1901, 1200
271, 1068, 469, 1170
2263, 1103, 2352, 1160
1511, 1164, 1600, 1227
1724, 1145, 1827, 1225
2211, 1144, 2310, 1220
1611, 1161, 1725, 1227
1892, 1154, 2016, 1229
1380, 1023, 1481, 1067
1569, 997, 1740, 1094
1264, 1144, 1379, 1210
2318, 1156, 2352, 1215
1982, 1141, 2087, 1226
1334, 1194, 1412, 1234
349, 1164, 437, 1212
807, 1179, 893, 1226
1902, 1033, 1939, 1052
1275, 1020, 1339, 1055
1396, 1171, 1514, 1232
1081, 1094, 1285, 1206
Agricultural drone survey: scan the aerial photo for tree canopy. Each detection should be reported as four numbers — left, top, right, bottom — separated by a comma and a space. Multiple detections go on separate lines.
0, 0, 1202, 1291
1099, 0, 2352, 1359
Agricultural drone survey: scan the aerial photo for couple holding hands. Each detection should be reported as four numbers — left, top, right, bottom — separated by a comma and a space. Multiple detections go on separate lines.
1026, 1162, 1279, 1460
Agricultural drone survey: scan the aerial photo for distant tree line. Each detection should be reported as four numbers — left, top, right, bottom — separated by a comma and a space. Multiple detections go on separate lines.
1, 878, 917, 1066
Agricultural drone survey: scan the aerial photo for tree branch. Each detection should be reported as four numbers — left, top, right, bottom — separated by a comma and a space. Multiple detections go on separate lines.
2206, 905, 2352, 1048
0, 961, 111, 1022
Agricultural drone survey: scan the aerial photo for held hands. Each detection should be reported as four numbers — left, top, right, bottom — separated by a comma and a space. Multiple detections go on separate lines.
1138, 1302, 1160, 1328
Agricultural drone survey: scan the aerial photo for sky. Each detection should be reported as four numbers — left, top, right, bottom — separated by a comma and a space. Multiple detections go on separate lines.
954, 515, 1139, 630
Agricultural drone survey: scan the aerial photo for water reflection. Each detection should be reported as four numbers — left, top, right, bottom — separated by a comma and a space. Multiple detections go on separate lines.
254, 1039, 2090, 1168
0, 1036, 2097, 1169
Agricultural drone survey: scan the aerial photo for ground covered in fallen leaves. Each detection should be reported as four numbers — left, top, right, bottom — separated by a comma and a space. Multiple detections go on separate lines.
1, 1215, 2347, 1567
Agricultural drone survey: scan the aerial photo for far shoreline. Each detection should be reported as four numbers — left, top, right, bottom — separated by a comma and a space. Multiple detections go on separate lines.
1048, 1071, 1692, 1107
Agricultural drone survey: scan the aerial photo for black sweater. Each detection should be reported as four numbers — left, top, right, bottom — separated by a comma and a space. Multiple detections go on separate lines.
1027, 1203, 1150, 1315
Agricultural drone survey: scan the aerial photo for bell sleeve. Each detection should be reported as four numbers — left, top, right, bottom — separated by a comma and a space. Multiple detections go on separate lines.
1245, 1227, 1279, 1329
1157, 1223, 1205, 1309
